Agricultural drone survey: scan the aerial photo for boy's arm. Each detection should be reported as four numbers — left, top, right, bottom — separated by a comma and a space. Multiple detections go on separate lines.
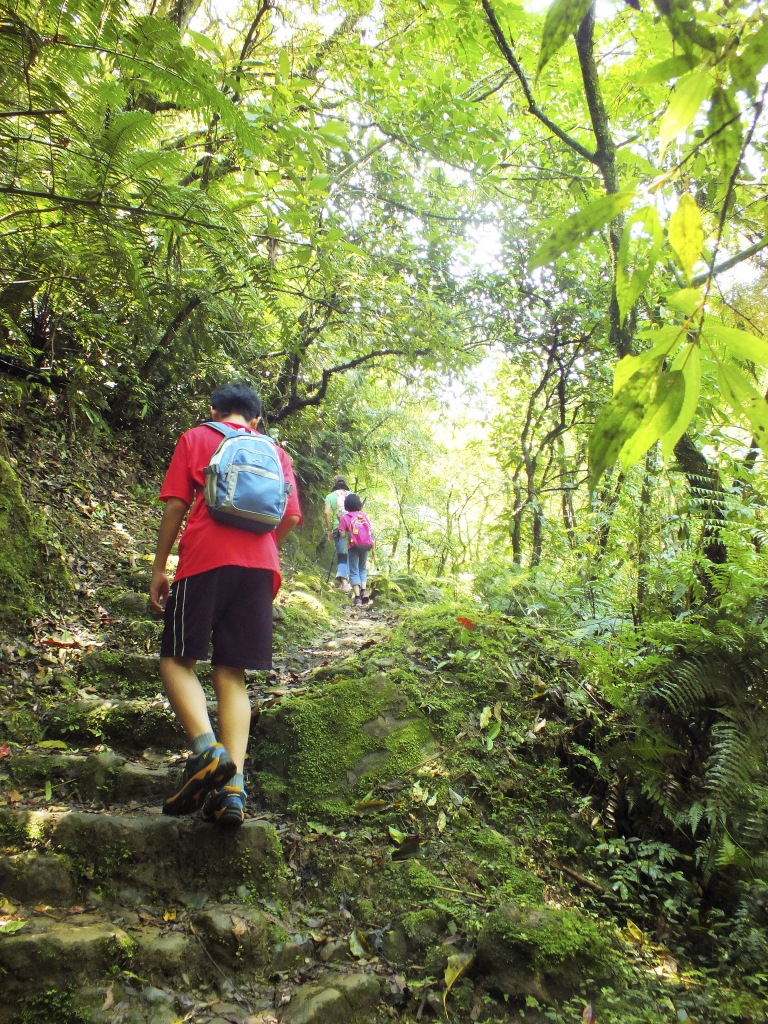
275, 514, 300, 546
149, 498, 189, 612
323, 500, 333, 539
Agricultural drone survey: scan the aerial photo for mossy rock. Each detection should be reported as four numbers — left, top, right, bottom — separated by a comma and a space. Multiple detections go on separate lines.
0, 455, 70, 628
476, 903, 613, 1004
41, 697, 182, 749
250, 672, 435, 818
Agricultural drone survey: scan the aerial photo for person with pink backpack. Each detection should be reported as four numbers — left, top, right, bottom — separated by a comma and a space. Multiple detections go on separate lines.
338, 493, 375, 606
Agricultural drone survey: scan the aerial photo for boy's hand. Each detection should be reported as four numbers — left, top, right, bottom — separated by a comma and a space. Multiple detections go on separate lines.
150, 570, 170, 614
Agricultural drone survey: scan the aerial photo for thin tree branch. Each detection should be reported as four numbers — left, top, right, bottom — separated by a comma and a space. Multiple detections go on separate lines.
480, 0, 598, 164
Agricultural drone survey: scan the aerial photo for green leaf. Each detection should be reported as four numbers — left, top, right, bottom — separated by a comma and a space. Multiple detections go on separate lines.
279, 48, 291, 81
659, 71, 713, 157
661, 343, 701, 458
479, 706, 492, 729
740, 20, 768, 80
636, 55, 699, 86
529, 190, 635, 271
537, 0, 592, 77
589, 364, 659, 489
35, 739, 68, 750
487, 720, 501, 742
388, 825, 406, 844
668, 193, 704, 280
708, 87, 742, 181
704, 324, 768, 364
0, 920, 27, 935
613, 328, 682, 395
618, 370, 685, 471
666, 288, 702, 317
186, 29, 221, 55
717, 362, 768, 447
615, 206, 663, 322
45, 780, 52, 801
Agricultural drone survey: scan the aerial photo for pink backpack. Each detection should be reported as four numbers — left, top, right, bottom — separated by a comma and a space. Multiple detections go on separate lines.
348, 512, 374, 547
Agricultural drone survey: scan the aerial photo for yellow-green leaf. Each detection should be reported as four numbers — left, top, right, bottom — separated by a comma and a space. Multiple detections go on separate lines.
668, 194, 704, 280
636, 55, 699, 86
708, 87, 743, 181
618, 370, 685, 470
388, 825, 406, 844
704, 324, 768, 365
537, 0, 592, 77
530, 190, 635, 271
613, 328, 682, 395
661, 343, 701, 458
659, 71, 713, 157
444, 952, 474, 1012
479, 706, 492, 729
589, 364, 659, 490
717, 362, 768, 447
616, 206, 663, 322
666, 288, 702, 317
279, 48, 291, 81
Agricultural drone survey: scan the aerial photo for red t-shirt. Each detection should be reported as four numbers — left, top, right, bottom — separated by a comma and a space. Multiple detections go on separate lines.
159, 422, 302, 595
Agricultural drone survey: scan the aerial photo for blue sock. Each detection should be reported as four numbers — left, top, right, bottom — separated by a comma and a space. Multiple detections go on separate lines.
191, 731, 216, 755
230, 773, 244, 790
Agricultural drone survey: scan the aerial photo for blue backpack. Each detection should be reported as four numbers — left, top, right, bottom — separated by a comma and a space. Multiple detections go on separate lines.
202, 422, 289, 534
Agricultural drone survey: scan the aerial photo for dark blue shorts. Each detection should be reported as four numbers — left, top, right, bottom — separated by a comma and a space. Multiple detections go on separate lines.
160, 566, 274, 669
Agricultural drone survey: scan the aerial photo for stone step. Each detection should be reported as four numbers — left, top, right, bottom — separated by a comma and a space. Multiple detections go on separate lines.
0, 902, 384, 1022
41, 696, 184, 749
5, 749, 176, 807
0, 808, 287, 901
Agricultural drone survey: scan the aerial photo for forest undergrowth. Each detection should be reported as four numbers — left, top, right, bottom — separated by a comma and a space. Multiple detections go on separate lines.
0, 421, 767, 1024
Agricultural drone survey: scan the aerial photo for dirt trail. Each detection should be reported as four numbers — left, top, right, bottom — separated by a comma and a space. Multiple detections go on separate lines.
0, 601, 405, 1024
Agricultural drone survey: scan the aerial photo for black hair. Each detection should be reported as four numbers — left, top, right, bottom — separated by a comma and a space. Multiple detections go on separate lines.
333, 475, 349, 490
344, 492, 363, 512
210, 382, 261, 421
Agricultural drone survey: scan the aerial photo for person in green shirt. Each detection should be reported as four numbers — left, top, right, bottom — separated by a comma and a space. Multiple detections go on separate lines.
324, 475, 351, 592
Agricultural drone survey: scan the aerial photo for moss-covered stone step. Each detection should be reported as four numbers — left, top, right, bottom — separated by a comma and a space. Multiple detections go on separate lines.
40, 696, 185, 748
250, 671, 435, 817
5, 749, 174, 806
0, 808, 287, 899
0, 905, 273, 1009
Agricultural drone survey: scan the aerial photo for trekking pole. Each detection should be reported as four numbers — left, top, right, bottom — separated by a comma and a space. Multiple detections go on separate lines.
326, 548, 337, 583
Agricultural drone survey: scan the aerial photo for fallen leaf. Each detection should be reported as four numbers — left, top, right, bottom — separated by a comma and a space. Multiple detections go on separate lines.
444, 952, 474, 1011
0, 899, 16, 916
354, 798, 388, 812
380, 779, 406, 792
456, 617, 475, 629
349, 929, 372, 958
8, 790, 22, 804
0, 744, 10, 758
102, 983, 114, 1011
448, 788, 464, 807
624, 918, 646, 945
479, 706, 492, 730
0, 920, 27, 934
231, 914, 249, 939
35, 740, 68, 750
388, 825, 406, 844
493, 701, 502, 722
163, 908, 177, 922
437, 811, 447, 833
533, 718, 547, 733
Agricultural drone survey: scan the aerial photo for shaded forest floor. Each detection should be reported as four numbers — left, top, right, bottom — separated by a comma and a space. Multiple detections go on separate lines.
0, 424, 766, 1024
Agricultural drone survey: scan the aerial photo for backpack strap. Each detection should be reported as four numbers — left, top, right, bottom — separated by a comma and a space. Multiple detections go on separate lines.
204, 420, 242, 439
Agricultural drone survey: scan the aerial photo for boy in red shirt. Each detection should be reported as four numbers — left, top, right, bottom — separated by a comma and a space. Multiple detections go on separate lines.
149, 383, 301, 827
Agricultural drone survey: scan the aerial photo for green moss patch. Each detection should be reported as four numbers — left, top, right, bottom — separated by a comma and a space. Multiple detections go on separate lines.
250, 673, 434, 818
0, 455, 70, 629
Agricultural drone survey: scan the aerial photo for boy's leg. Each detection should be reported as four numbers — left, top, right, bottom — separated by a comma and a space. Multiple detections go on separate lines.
211, 665, 250, 773
160, 657, 214, 740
